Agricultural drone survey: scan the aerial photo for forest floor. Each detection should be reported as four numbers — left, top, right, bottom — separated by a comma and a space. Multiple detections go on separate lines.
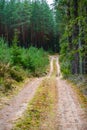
0, 56, 87, 130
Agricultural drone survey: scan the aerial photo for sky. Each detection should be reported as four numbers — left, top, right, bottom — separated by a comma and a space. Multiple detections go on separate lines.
47, 0, 53, 5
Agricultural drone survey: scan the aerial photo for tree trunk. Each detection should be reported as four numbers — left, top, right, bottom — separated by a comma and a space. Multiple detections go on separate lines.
72, 0, 79, 74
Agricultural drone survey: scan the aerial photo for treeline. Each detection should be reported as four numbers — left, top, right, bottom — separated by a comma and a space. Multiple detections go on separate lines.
0, 0, 59, 51
55, 0, 87, 76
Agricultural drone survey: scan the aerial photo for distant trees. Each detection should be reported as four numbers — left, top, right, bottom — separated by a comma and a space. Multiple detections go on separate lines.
0, 0, 31, 45
55, 0, 87, 76
0, 0, 58, 51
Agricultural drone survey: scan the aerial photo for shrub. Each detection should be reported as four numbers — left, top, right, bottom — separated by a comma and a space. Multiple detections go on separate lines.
0, 63, 14, 91
28, 47, 49, 76
0, 38, 11, 63
0, 37, 49, 91
10, 66, 25, 82
21, 47, 49, 76
59, 55, 71, 78
0, 63, 10, 78
11, 45, 22, 65
3, 78, 13, 91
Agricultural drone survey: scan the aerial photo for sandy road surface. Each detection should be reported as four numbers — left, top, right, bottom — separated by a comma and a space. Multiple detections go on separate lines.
56, 56, 87, 130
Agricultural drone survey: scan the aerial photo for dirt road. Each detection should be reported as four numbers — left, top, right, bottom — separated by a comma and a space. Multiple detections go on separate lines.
0, 56, 87, 130
0, 56, 54, 130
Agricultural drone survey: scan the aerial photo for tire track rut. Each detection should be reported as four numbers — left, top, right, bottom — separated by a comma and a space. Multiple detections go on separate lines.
56, 56, 87, 130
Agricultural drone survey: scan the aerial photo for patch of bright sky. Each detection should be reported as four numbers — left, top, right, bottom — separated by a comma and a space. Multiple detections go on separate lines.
47, 0, 53, 5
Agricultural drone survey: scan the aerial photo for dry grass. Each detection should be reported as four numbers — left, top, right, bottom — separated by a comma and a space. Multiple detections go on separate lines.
67, 80, 87, 113
0, 78, 31, 110
67, 75, 87, 113
52, 59, 57, 77
73, 84, 87, 108
13, 78, 57, 130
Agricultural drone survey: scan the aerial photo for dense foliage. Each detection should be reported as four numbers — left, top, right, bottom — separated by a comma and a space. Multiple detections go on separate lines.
0, 0, 87, 82
0, 0, 59, 51
0, 38, 49, 91
55, 0, 87, 76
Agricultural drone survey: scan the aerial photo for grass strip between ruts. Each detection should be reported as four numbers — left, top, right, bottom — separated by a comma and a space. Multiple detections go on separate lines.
13, 77, 57, 130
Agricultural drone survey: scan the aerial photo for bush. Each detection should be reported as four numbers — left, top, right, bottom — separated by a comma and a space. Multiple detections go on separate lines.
3, 78, 14, 91
59, 55, 71, 78
28, 47, 49, 76
0, 63, 14, 91
21, 47, 49, 76
0, 38, 49, 78
10, 66, 25, 82
0, 37, 49, 93
10, 45, 49, 76
11, 45, 22, 65
0, 63, 10, 78
0, 38, 11, 63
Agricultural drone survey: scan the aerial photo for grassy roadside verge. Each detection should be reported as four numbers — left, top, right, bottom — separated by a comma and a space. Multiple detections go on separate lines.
13, 78, 57, 130
0, 78, 33, 110
52, 58, 57, 77
67, 79, 87, 112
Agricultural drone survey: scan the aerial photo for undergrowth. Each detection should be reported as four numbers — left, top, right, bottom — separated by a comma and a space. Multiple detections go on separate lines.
13, 78, 57, 130
0, 38, 49, 93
